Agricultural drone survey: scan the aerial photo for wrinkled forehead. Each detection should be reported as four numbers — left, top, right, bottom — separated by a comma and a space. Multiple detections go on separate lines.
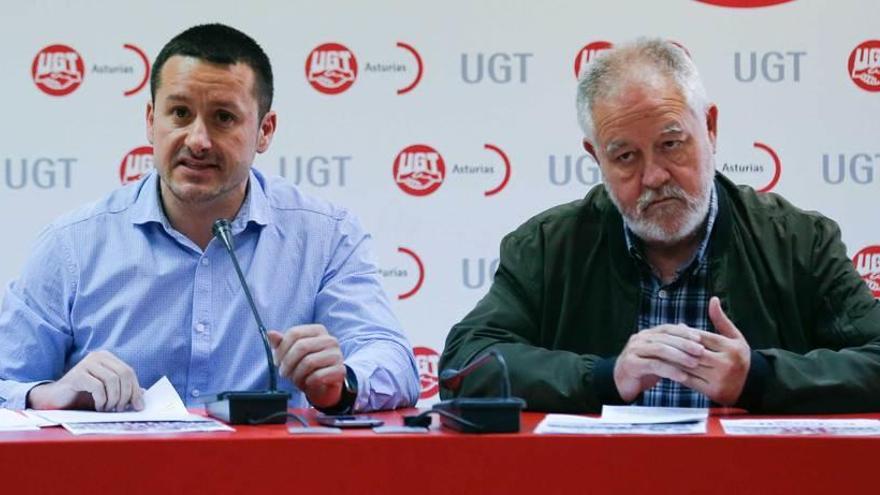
603, 120, 686, 155
593, 83, 692, 143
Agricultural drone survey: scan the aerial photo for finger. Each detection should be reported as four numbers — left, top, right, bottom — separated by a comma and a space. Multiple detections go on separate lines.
279, 335, 339, 380
678, 370, 712, 394
686, 352, 726, 381
77, 373, 108, 411
646, 324, 703, 342
73, 391, 96, 411
99, 358, 139, 411
87, 364, 120, 412
267, 330, 283, 348
132, 387, 145, 411
637, 357, 691, 383
709, 297, 744, 340
267, 330, 284, 366
634, 341, 701, 369
274, 325, 327, 369
303, 364, 346, 393
637, 332, 705, 358
291, 348, 344, 390
287, 324, 328, 341
698, 331, 736, 353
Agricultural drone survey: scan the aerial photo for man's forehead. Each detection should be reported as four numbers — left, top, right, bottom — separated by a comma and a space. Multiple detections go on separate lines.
157, 55, 256, 98
604, 121, 685, 152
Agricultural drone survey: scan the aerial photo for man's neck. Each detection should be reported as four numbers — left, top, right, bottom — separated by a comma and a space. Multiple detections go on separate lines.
630, 182, 718, 286
159, 185, 247, 251
641, 230, 702, 285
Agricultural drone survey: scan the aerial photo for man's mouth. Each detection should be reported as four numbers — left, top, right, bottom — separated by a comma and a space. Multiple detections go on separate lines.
641, 197, 679, 213
177, 158, 217, 170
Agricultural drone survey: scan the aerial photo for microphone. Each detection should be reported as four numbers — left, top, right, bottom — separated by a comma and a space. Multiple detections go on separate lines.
202, 218, 291, 424
439, 349, 512, 398
429, 349, 526, 433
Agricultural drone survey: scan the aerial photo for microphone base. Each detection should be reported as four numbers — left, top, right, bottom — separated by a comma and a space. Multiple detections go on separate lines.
202, 390, 291, 424
434, 397, 525, 433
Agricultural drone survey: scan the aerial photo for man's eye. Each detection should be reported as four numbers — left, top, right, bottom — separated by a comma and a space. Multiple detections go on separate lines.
617, 151, 635, 163
172, 107, 189, 119
663, 140, 683, 150
217, 111, 236, 124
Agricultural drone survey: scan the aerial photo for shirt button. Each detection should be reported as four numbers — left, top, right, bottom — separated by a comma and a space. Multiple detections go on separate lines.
201, 258, 210, 266
658, 290, 668, 299
195, 323, 206, 333
191, 389, 200, 398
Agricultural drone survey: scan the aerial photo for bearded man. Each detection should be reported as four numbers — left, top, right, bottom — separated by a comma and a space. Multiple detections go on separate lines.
439, 38, 880, 413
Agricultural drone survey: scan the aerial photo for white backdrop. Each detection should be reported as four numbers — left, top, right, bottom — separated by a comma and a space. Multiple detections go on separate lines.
1, 0, 878, 406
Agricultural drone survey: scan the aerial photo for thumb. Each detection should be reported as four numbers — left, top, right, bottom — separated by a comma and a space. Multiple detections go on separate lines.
709, 296, 744, 340
267, 330, 283, 349
267, 330, 284, 367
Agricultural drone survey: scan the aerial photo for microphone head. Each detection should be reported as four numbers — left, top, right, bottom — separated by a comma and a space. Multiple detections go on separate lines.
439, 369, 463, 392
212, 218, 234, 249
212, 218, 231, 237
439, 369, 458, 381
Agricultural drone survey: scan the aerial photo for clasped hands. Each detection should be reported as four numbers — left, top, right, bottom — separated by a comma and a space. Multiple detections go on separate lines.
613, 297, 751, 405
27, 324, 345, 411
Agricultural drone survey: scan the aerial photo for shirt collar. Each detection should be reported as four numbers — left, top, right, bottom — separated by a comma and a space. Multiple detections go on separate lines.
130, 168, 272, 231
623, 181, 719, 271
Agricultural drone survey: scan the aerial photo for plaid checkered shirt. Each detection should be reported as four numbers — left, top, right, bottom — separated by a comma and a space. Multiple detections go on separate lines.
622, 184, 718, 408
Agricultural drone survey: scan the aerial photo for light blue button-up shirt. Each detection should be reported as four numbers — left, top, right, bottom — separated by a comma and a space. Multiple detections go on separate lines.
0, 168, 419, 410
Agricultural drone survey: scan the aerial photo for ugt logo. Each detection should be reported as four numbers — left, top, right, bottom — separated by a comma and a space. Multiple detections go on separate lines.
849, 40, 880, 92
854, 246, 880, 298
695, 0, 795, 7
413, 347, 440, 400
574, 41, 613, 78
32, 44, 85, 96
306, 43, 358, 94
119, 146, 153, 185
393, 144, 446, 196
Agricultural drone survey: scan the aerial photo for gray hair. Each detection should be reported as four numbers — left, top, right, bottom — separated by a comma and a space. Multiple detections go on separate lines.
576, 38, 710, 144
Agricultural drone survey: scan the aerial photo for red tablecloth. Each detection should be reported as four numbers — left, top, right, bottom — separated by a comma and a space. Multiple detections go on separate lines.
1, 409, 876, 494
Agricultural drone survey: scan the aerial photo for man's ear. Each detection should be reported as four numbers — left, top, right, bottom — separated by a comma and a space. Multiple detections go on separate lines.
582, 138, 598, 161
706, 104, 718, 152
146, 101, 154, 144
256, 110, 277, 153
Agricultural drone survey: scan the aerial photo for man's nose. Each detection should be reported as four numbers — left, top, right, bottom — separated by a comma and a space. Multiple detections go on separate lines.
641, 153, 670, 189
185, 116, 212, 156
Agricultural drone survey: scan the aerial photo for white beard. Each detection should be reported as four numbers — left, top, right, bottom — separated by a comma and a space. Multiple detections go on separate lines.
606, 162, 715, 245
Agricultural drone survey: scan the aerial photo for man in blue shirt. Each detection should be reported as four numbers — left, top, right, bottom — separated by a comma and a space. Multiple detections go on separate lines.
0, 24, 419, 413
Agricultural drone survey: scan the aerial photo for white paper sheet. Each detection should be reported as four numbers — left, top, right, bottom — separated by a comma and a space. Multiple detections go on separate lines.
600, 405, 709, 424
534, 413, 707, 435
28, 376, 202, 424
0, 409, 42, 431
721, 418, 880, 436
20, 410, 58, 427
61, 419, 234, 436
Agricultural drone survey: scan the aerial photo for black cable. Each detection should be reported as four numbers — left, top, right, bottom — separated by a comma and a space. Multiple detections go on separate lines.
402, 406, 483, 432
247, 411, 309, 426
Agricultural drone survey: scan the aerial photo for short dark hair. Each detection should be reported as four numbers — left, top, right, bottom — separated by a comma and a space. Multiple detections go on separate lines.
150, 23, 273, 119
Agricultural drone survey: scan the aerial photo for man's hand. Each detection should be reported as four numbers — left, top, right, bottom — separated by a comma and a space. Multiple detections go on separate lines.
27, 350, 144, 411
613, 324, 706, 402
267, 324, 346, 409
681, 297, 751, 406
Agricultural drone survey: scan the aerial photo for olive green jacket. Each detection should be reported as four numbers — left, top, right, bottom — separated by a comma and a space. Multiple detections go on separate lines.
440, 174, 880, 413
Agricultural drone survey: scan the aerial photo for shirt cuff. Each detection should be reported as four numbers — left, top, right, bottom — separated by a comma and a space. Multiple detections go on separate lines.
733, 351, 769, 411
0, 380, 51, 410
593, 357, 629, 406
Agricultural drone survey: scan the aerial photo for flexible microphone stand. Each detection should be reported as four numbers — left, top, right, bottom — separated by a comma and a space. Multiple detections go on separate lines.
201, 219, 291, 424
